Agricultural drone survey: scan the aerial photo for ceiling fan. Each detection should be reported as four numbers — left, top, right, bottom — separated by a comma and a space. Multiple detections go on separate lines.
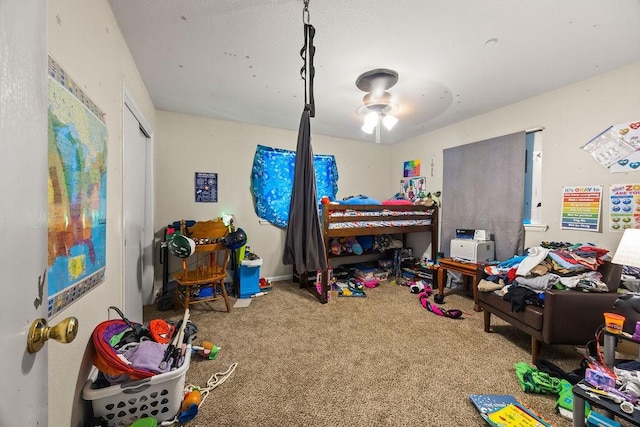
355, 68, 399, 143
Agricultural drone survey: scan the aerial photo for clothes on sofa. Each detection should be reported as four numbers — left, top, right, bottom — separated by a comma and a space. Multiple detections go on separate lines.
516, 246, 550, 276
477, 278, 504, 292
481, 242, 612, 310
547, 244, 605, 271
503, 286, 544, 312
514, 273, 560, 292
559, 270, 608, 291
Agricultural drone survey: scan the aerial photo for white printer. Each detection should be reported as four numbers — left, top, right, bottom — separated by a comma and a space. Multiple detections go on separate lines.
450, 238, 495, 263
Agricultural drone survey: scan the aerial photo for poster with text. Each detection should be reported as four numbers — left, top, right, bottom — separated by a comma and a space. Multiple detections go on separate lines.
195, 172, 218, 202
609, 183, 640, 231
560, 186, 602, 231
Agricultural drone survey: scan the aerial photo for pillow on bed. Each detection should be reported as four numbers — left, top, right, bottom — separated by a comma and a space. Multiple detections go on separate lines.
338, 195, 381, 205
382, 199, 413, 205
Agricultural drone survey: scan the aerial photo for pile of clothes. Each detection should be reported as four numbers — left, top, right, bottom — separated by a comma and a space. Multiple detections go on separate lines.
479, 242, 611, 312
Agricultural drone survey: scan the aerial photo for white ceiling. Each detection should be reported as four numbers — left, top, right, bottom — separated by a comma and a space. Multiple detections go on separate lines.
108, 0, 640, 145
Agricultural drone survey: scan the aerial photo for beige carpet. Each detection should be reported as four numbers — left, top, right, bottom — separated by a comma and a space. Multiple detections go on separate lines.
144, 281, 598, 426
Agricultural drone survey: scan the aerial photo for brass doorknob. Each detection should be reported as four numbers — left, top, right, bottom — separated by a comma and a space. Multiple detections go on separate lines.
27, 317, 78, 353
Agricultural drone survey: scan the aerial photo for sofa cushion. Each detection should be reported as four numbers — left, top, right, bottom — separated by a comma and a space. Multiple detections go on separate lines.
478, 291, 544, 331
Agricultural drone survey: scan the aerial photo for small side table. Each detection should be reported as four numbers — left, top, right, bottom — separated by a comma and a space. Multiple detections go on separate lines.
437, 258, 482, 312
572, 330, 640, 426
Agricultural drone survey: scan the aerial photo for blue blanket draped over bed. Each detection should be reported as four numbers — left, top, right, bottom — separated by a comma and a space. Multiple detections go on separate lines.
251, 144, 338, 228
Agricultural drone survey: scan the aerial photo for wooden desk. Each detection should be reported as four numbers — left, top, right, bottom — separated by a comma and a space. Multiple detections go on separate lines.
437, 258, 482, 312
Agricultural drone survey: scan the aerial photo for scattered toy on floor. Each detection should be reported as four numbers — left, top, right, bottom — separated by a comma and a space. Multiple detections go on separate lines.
192, 341, 220, 360
418, 290, 462, 319
410, 280, 428, 294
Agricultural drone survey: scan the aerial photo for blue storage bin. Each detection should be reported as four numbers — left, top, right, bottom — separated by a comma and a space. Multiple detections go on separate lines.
239, 258, 262, 298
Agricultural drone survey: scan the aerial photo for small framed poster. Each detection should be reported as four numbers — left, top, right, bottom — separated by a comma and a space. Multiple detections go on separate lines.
195, 172, 218, 202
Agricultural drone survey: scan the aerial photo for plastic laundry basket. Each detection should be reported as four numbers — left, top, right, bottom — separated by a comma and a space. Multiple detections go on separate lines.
82, 345, 191, 427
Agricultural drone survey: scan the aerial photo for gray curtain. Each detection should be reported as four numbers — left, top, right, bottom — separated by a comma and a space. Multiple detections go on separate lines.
282, 108, 328, 273
441, 131, 526, 261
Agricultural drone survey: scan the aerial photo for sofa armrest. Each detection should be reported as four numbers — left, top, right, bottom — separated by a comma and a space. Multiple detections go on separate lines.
542, 289, 619, 345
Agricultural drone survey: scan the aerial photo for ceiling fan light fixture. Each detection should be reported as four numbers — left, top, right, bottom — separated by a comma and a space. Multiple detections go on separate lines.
361, 119, 377, 134
382, 114, 398, 130
355, 68, 400, 143
363, 111, 378, 125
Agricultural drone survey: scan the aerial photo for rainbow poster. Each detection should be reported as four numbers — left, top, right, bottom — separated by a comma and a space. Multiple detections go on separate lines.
560, 186, 602, 231
403, 160, 420, 177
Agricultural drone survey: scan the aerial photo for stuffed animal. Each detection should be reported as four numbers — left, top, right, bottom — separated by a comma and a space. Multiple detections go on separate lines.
329, 238, 342, 255
341, 236, 363, 255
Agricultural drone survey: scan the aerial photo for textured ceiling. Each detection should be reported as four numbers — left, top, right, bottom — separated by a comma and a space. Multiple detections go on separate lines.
108, 0, 640, 144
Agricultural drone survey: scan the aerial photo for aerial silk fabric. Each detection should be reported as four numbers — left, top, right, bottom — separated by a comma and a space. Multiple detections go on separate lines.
282, 109, 328, 274
251, 145, 337, 229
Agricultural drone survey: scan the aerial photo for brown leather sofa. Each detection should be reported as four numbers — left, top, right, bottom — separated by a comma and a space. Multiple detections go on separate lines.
477, 261, 622, 362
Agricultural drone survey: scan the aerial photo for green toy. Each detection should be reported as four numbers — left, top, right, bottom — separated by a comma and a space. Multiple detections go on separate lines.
514, 362, 591, 419
556, 379, 590, 419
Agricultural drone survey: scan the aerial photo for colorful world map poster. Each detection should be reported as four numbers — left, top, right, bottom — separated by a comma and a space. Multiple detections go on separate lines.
47, 55, 108, 317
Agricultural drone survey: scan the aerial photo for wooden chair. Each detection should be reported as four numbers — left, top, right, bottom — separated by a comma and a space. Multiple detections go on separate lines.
173, 219, 232, 312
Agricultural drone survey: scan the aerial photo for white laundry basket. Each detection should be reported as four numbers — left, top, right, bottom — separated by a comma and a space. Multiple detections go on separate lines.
82, 346, 191, 427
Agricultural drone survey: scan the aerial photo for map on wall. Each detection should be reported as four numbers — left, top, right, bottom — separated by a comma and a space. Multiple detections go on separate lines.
47, 55, 108, 317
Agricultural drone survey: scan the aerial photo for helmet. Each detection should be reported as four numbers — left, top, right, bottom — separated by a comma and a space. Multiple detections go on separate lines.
168, 233, 196, 258
222, 228, 247, 250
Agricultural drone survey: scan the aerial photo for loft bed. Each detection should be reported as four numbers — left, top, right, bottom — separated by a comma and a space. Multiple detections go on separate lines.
302, 203, 439, 303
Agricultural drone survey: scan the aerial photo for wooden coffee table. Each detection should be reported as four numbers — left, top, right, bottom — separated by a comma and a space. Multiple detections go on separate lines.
437, 258, 482, 312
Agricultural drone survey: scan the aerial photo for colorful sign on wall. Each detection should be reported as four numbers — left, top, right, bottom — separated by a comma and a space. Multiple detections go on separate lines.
609, 183, 640, 232
560, 186, 602, 231
403, 160, 421, 177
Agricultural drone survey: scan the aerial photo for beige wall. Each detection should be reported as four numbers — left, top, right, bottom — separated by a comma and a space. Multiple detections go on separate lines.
391, 62, 640, 257
44, 1, 640, 425
47, 1, 156, 425
155, 111, 392, 279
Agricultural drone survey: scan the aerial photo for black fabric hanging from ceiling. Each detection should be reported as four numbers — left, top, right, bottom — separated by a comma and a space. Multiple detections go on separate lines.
282, 15, 325, 275
282, 108, 327, 274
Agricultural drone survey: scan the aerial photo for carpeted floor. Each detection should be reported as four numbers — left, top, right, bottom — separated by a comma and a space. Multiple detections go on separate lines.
143, 281, 600, 426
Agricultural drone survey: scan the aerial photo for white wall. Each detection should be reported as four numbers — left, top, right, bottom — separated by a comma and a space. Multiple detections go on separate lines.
155, 111, 392, 279
47, 1, 156, 425
391, 62, 640, 257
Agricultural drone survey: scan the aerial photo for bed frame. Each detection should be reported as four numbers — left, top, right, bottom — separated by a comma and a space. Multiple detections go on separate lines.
301, 203, 439, 303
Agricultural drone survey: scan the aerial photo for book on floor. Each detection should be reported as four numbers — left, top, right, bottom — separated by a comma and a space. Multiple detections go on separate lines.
469, 394, 519, 415
469, 394, 552, 427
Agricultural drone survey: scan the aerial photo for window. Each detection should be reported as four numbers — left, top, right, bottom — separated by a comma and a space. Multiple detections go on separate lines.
523, 130, 544, 229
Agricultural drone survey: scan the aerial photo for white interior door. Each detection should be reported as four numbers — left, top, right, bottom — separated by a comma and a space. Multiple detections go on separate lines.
0, 0, 48, 424
123, 104, 149, 323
